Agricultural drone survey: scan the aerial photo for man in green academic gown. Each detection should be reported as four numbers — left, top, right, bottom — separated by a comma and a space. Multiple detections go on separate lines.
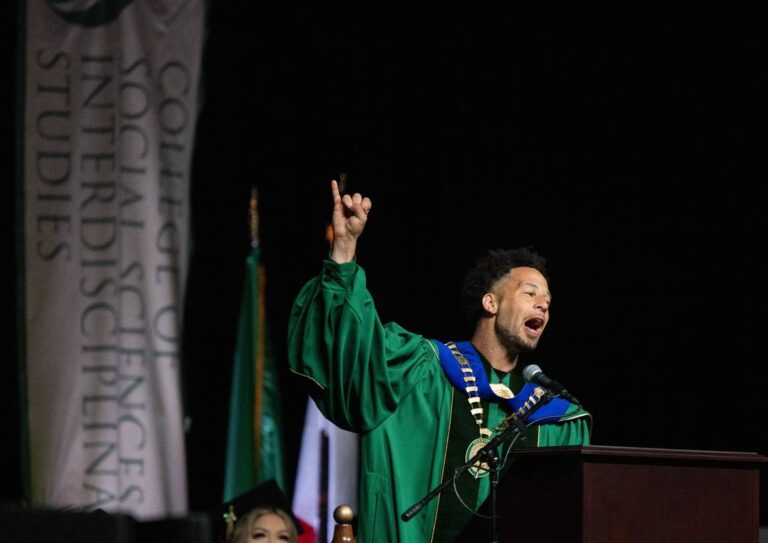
288, 180, 591, 542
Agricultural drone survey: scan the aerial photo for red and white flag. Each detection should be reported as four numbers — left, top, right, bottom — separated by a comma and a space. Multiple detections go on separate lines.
293, 400, 359, 543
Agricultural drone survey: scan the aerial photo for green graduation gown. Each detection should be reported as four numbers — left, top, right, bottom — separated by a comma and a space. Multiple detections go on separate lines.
288, 260, 591, 542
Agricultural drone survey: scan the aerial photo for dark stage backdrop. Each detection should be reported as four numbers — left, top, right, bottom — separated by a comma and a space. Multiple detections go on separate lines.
4, 2, 767, 524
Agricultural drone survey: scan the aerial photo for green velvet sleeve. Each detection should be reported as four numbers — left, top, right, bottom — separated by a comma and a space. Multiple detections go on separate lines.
287, 260, 436, 432
536, 404, 593, 446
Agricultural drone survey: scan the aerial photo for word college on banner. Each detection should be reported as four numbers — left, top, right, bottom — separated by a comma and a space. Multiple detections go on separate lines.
23, 0, 203, 519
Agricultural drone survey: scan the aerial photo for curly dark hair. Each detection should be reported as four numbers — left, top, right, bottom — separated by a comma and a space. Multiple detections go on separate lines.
460, 247, 548, 324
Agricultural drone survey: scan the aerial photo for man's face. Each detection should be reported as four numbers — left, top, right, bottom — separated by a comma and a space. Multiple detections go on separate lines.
490, 267, 551, 353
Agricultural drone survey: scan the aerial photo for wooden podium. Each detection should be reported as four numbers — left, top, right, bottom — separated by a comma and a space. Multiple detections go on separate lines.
475, 445, 766, 543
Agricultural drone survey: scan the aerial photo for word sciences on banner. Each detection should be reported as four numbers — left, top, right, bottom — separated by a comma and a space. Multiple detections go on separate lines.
23, 0, 203, 519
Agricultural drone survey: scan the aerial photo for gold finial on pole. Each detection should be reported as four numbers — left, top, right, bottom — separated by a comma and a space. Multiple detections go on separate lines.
331, 505, 356, 543
250, 187, 259, 248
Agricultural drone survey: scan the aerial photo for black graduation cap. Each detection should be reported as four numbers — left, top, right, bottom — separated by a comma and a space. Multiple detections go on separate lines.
213, 479, 303, 543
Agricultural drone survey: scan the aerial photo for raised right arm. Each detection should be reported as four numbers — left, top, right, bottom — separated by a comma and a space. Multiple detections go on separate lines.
287, 182, 436, 432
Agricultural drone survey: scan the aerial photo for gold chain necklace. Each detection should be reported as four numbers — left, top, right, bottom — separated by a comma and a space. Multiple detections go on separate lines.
446, 342, 493, 478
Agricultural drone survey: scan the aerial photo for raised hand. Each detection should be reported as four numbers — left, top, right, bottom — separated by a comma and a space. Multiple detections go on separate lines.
330, 179, 372, 263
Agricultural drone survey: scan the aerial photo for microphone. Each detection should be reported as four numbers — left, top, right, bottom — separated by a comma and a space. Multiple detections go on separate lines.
523, 364, 582, 406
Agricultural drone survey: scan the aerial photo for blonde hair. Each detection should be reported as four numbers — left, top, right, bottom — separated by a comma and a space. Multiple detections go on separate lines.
229, 507, 298, 543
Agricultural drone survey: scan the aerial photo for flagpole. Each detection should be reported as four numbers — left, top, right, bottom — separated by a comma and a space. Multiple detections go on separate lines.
249, 187, 265, 480
250, 187, 260, 249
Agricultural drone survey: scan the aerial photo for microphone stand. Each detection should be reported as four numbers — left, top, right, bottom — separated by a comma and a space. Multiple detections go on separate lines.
401, 392, 555, 543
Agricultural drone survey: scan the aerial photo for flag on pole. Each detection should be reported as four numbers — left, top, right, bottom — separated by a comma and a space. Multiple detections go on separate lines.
292, 401, 358, 543
223, 190, 286, 502
21, 0, 203, 518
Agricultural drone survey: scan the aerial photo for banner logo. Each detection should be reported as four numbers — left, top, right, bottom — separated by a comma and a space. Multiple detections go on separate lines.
47, 0, 134, 27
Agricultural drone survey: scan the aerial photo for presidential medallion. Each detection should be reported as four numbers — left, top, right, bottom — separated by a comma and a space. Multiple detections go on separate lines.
465, 437, 491, 479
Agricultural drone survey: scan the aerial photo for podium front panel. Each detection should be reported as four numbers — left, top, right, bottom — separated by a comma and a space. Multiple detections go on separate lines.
491, 446, 765, 543
582, 460, 759, 542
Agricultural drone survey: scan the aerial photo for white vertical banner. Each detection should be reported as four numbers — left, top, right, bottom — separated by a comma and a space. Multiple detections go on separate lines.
293, 400, 359, 543
23, 0, 203, 519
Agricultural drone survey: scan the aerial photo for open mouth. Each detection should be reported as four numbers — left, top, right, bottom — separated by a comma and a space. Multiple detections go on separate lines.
524, 317, 545, 333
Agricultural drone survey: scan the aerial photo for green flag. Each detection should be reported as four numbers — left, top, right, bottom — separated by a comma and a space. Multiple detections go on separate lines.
223, 246, 285, 501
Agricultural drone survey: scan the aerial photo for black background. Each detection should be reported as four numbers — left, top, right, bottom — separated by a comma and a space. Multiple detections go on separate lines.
3, 2, 767, 525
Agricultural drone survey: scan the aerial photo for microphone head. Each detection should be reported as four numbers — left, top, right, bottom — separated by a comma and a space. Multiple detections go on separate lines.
522, 364, 543, 383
